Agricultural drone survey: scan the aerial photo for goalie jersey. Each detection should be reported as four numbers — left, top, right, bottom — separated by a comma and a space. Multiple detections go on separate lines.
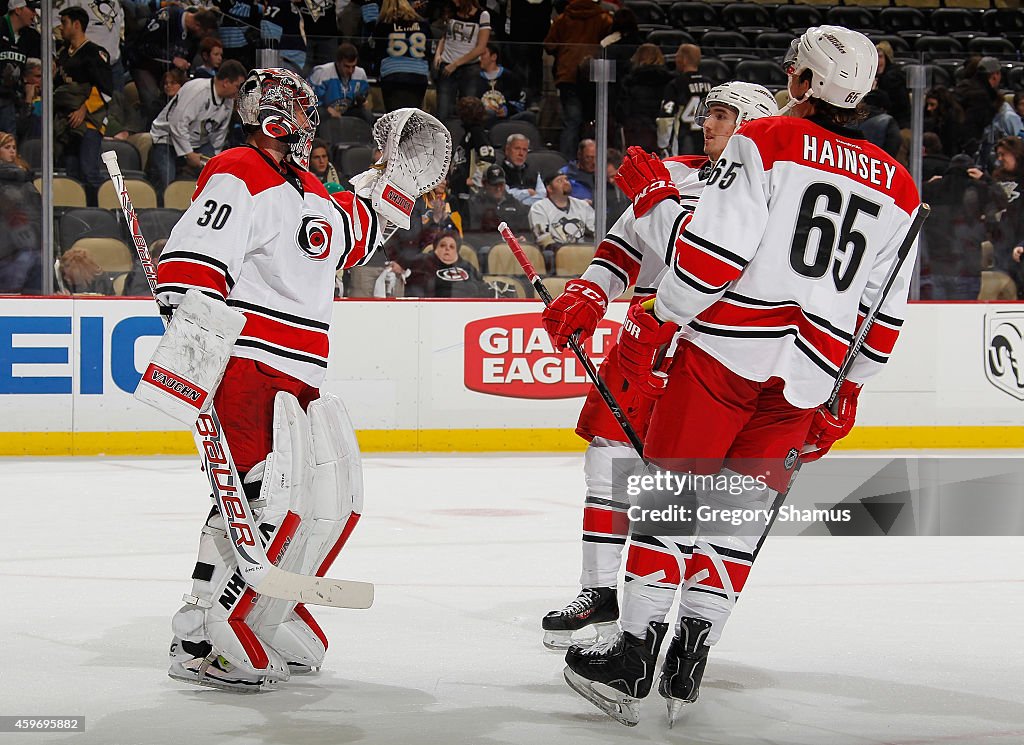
581, 155, 711, 301
644, 116, 921, 409
156, 145, 383, 387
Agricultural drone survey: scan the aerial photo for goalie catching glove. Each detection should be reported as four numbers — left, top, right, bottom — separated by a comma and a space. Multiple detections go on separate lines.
801, 380, 861, 462
542, 279, 608, 349
615, 146, 679, 218
616, 302, 679, 398
350, 108, 452, 237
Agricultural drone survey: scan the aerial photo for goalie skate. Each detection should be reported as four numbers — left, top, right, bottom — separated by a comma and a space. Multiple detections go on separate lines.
542, 587, 619, 651
562, 621, 668, 727
168, 637, 279, 694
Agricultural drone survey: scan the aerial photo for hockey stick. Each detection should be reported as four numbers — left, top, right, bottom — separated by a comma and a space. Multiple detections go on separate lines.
102, 151, 373, 609
754, 202, 932, 557
497, 222, 646, 457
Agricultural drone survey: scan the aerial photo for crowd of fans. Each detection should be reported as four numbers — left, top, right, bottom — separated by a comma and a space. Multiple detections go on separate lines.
1, 0, 1024, 300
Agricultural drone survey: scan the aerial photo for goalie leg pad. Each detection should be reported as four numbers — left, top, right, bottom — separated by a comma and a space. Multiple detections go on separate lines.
136, 289, 246, 424
253, 393, 364, 669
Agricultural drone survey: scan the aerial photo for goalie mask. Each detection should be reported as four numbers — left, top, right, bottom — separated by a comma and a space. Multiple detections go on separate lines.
237, 68, 320, 169
695, 81, 779, 128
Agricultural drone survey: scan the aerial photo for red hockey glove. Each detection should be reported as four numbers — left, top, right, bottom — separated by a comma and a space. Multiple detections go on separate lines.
542, 279, 608, 350
801, 381, 862, 463
616, 301, 679, 398
614, 146, 679, 218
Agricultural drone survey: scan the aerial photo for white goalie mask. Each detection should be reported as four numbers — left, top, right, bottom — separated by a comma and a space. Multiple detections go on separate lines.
784, 26, 878, 109
237, 68, 320, 169
695, 81, 779, 128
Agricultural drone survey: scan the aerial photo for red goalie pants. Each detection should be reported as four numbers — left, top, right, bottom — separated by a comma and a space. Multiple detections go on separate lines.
214, 357, 320, 475
644, 342, 816, 492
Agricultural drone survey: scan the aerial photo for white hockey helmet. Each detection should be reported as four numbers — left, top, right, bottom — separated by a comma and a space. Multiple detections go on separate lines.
784, 25, 878, 109
696, 81, 779, 127
237, 68, 320, 169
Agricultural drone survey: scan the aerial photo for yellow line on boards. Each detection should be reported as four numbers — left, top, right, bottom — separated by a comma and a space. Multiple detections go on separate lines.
1, 427, 1023, 456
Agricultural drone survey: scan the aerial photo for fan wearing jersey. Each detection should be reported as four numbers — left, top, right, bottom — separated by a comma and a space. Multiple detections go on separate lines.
372, 0, 431, 112
563, 27, 921, 727
538, 82, 777, 654
154, 69, 449, 693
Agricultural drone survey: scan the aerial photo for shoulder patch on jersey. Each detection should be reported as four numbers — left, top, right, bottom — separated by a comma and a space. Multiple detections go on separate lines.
197, 147, 287, 197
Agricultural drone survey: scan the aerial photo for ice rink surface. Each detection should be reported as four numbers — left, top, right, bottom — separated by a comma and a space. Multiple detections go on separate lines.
2, 454, 1022, 745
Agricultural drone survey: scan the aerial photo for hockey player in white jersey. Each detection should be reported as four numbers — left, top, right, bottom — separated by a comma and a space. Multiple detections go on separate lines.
539, 82, 777, 651
153, 68, 450, 692
562, 27, 922, 726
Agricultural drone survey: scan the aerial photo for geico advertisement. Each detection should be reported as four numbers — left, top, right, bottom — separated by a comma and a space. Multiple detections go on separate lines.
0, 299, 162, 397
463, 312, 622, 399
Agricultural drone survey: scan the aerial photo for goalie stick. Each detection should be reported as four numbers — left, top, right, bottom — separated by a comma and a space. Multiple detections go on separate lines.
497, 222, 646, 457
102, 151, 373, 610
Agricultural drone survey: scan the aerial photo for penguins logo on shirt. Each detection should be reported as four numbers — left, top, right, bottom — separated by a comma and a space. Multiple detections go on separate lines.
296, 215, 333, 260
437, 267, 470, 282
550, 216, 586, 244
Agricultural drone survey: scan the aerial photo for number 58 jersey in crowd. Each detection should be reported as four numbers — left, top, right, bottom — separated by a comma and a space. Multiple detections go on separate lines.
156, 145, 384, 387
644, 115, 921, 409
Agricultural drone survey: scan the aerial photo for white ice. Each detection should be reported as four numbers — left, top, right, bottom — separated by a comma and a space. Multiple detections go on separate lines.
2, 454, 1022, 745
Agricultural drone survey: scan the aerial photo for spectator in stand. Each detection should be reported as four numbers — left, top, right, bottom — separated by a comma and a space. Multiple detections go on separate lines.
990, 136, 1024, 295
978, 87, 1024, 174
54, 6, 112, 200
922, 154, 1005, 300
507, 0, 552, 108
309, 138, 341, 187
194, 37, 224, 79
600, 7, 643, 131
544, 0, 611, 158
853, 89, 902, 161
433, 0, 491, 123
55, 0, 124, 89
213, 0, 261, 71
261, 0, 307, 75
1015, 91, 1024, 122
529, 171, 594, 269
123, 238, 166, 296
58, 245, 115, 295
659, 43, 711, 156
475, 43, 529, 126
500, 133, 543, 206
559, 138, 596, 202
106, 81, 150, 167
391, 175, 461, 265
127, 6, 218, 121
148, 60, 247, 192
0, 0, 40, 137
302, 0, 343, 70
405, 230, 491, 298
874, 41, 910, 130
922, 132, 951, 182
309, 42, 372, 122
18, 56, 41, 139
924, 86, 964, 158
954, 57, 1004, 158
466, 163, 530, 236
617, 43, 673, 153
448, 95, 495, 207
605, 147, 628, 224
0, 135, 40, 294
373, 0, 431, 112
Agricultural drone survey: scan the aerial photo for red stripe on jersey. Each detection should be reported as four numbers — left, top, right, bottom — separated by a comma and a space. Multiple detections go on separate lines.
738, 118, 919, 215
293, 603, 329, 651
332, 192, 372, 269
228, 587, 270, 670
698, 300, 849, 366
158, 260, 227, 298
625, 543, 681, 585
582, 505, 630, 537
859, 314, 901, 356
676, 238, 744, 289
594, 239, 641, 285
666, 155, 710, 170
315, 512, 361, 578
240, 313, 329, 361
266, 511, 301, 567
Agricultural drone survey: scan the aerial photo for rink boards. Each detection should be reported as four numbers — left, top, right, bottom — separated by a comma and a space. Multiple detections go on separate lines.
0, 297, 1022, 455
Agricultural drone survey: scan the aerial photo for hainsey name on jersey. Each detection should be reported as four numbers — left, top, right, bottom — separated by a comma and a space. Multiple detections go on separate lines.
642, 117, 921, 409
156, 146, 383, 387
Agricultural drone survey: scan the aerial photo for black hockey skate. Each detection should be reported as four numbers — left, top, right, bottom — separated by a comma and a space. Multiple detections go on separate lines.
562, 621, 668, 726
659, 617, 712, 728
541, 587, 619, 651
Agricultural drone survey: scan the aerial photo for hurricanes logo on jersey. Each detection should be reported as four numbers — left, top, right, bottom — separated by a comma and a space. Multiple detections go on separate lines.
296, 215, 332, 261
437, 267, 470, 281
